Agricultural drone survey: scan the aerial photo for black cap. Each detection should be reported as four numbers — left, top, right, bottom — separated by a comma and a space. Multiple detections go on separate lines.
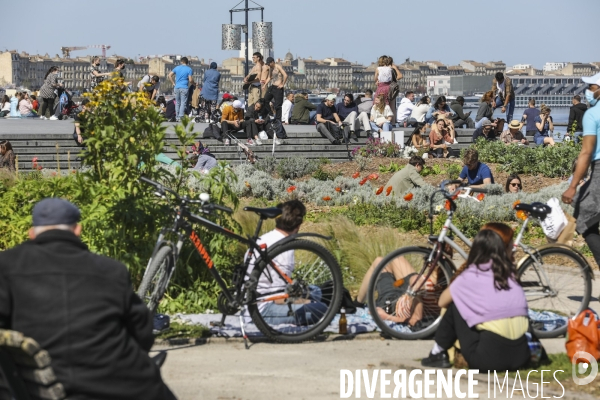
266, 57, 275, 64
32, 198, 81, 227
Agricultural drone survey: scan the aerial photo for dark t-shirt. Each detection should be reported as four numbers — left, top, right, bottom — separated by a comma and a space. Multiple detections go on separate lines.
522, 107, 540, 131
336, 101, 358, 120
316, 102, 337, 122
472, 127, 497, 142
459, 162, 494, 185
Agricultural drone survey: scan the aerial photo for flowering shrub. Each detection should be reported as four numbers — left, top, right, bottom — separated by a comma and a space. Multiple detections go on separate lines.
352, 137, 418, 159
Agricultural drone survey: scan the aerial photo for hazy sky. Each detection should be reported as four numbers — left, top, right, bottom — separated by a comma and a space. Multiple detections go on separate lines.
4, 0, 596, 68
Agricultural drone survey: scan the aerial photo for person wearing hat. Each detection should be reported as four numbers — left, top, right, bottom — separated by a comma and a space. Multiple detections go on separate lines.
472, 118, 497, 142
263, 57, 288, 122
0, 198, 176, 400
219, 93, 235, 112
563, 72, 600, 273
316, 94, 343, 144
500, 120, 528, 145
221, 99, 247, 145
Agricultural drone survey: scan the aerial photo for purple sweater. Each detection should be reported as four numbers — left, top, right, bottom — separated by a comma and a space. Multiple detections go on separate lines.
450, 261, 528, 327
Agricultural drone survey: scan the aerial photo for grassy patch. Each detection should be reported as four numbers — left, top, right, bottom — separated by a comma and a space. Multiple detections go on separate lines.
157, 322, 210, 340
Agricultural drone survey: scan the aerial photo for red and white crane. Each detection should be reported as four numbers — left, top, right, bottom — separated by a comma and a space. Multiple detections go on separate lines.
61, 45, 112, 59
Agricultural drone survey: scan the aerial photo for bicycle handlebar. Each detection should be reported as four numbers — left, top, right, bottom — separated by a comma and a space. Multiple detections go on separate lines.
140, 176, 180, 199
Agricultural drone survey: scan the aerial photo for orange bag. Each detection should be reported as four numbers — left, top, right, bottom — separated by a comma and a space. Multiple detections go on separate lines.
566, 310, 600, 361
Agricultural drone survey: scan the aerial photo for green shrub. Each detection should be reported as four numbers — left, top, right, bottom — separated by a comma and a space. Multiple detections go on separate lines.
275, 156, 320, 179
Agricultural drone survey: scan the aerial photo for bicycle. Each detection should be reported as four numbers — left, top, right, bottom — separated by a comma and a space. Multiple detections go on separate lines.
367, 180, 591, 340
137, 177, 343, 344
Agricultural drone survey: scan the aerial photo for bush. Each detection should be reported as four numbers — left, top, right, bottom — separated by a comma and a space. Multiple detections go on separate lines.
275, 156, 320, 179
467, 139, 581, 178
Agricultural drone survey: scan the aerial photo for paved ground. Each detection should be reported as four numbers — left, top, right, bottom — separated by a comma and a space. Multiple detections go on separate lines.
154, 337, 579, 400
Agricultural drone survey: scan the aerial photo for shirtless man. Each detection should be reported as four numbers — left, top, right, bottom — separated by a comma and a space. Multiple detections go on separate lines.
243, 52, 270, 107
264, 57, 288, 121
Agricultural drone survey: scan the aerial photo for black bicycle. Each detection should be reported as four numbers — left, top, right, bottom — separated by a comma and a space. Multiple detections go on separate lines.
137, 177, 343, 343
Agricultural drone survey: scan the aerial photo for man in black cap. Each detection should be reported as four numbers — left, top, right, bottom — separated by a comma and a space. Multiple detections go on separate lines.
0, 198, 176, 399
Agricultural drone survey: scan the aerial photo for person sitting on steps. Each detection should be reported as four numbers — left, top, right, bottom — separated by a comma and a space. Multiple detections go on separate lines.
421, 223, 530, 371
221, 100, 248, 146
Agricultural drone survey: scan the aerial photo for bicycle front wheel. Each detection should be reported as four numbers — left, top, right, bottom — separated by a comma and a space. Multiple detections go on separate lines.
137, 246, 175, 314
367, 246, 453, 340
247, 239, 343, 343
517, 246, 592, 338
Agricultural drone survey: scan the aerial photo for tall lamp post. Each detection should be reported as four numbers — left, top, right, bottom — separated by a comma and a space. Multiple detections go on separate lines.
222, 0, 272, 107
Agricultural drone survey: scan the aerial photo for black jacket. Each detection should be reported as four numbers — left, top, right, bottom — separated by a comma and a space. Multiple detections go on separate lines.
245, 103, 270, 126
0, 230, 171, 400
568, 103, 587, 132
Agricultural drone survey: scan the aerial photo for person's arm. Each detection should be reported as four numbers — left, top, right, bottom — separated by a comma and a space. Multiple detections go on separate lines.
454, 105, 467, 120
306, 101, 317, 111
535, 116, 544, 132
260, 64, 270, 85
374, 69, 379, 85
333, 112, 342, 124
188, 73, 193, 86
563, 134, 596, 204
123, 276, 155, 351
568, 107, 575, 131
503, 79, 512, 108
425, 106, 434, 121
438, 287, 452, 308
168, 71, 175, 86
548, 116, 554, 133
392, 64, 402, 80
279, 65, 288, 88
409, 167, 428, 188
75, 120, 83, 144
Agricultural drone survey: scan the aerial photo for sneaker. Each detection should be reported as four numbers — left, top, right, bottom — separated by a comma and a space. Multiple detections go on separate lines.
39, 115, 45, 120
255, 138, 263, 146
225, 138, 230, 146
247, 139, 255, 146
274, 138, 282, 145
49, 115, 58, 120
421, 350, 451, 368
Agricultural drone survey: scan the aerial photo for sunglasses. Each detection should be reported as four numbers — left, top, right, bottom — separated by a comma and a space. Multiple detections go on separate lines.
510, 182, 521, 187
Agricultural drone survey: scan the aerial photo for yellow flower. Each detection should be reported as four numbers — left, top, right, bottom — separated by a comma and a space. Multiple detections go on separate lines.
129, 137, 135, 143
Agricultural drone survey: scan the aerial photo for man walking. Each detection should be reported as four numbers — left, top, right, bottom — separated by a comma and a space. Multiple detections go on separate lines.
491, 72, 515, 122
264, 57, 288, 121
244, 52, 269, 107
168, 56, 193, 122
0, 198, 176, 399
568, 95, 588, 143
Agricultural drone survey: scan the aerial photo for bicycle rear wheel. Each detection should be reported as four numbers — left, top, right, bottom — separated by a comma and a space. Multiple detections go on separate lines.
247, 239, 343, 343
137, 246, 175, 314
367, 246, 453, 340
517, 246, 592, 338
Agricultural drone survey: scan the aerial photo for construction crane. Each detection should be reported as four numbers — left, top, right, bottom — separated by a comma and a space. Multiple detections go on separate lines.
61, 45, 112, 59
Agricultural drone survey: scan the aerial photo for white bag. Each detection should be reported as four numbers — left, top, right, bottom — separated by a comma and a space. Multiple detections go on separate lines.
258, 131, 268, 140
540, 198, 568, 240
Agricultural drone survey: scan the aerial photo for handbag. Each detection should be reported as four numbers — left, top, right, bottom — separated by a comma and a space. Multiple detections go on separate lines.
566, 309, 600, 361
540, 198, 568, 240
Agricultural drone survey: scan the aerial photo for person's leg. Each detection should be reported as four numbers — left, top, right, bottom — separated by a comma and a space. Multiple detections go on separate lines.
260, 300, 328, 325
272, 87, 284, 121
357, 257, 383, 303
507, 98, 515, 122
317, 123, 336, 143
248, 86, 259, 106
544, 136, 555, 146
309, 110, 317, 124
466, 117, 475, 129
382, 122, 392, 131
245, 121, 258, 140
180, 89, 189, 119
369, 121, 380, 135
357, 112, 370, 135
221, 121, 230, 137
174, 89, 182, 120
583, 223, 600, 268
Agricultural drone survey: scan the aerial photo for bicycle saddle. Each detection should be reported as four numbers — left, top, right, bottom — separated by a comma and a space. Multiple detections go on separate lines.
244, 206, 282, 219
514, 202, 551, 220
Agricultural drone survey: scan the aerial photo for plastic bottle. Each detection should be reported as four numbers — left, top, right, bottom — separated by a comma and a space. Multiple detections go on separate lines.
339, 307, 347, 334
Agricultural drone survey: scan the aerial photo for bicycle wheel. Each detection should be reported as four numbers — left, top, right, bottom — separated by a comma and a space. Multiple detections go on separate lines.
517, 246, 592, 338
137, 246, 175, 314
367, 246, 453, 340
247, 239, 343, 343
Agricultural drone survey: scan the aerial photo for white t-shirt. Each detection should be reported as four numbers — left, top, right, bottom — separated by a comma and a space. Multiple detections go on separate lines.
138, 74, 151, 89
1, 102, 10, 112
377, 66, 392, 83
245, 229, 294, 312
371, 105, 393, 124
497, 80, 506, 97
397, 97, 415, 122
282, 99, 293, 123
410, 104, 430, 123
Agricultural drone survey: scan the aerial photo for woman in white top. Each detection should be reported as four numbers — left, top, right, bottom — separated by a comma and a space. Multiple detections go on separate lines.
369, 94, 394, 136
374, 55, 402, 118
409, 96, 431, 126
0, 95, 10, 118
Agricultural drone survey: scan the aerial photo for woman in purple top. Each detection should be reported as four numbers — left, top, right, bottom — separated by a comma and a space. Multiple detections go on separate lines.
421, 224, 531, 371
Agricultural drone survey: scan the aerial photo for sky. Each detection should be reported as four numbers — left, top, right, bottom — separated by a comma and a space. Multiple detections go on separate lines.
4, 0, 596, 68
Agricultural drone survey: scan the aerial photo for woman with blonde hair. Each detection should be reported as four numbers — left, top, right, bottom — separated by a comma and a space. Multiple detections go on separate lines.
534, 104, 555, 146
369, 94, 394, 136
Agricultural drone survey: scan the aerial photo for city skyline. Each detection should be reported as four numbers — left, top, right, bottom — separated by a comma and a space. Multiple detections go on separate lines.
3, 0, 595, 68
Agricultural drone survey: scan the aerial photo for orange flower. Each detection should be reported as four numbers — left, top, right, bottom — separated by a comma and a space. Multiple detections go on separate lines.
352, 172, 360, 179
512, 200, 521, 209
445, 200, 452, 211
245, 181, 251, 188
335, 187, 342, 192
476, 193, 485, 201
516, 210, 528, 221
386, 186, 393, 196
376, 186, 384, 195
403, 193, 414, 201
359, 178, 368, 186
368, 173, 379, 181
322, 196, 332, 201
286, 185, 296, 193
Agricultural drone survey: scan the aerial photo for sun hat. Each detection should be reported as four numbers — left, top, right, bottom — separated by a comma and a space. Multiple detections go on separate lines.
509, 120, 522, 129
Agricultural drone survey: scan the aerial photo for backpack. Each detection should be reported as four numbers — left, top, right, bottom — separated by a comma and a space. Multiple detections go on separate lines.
325, 121, 344, 140
203, 123, 222, 139
266, 119, 287, 139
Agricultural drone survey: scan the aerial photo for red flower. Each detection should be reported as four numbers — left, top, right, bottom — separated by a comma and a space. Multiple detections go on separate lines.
476, 193, 485, 201
287, 185, 296, 193
322, 196, 332, 201
445, 200, 452, 211
335, 187, 342, 192
368, 173, 379, 181
376, 186, 384, 195
386, 186, 393, 196
403, 193, 414, 201
32, 157, 38, 163
359, 178, 368, 186
352, 172, 360, 179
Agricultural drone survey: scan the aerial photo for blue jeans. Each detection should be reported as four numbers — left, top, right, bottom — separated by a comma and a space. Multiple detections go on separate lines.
174, 88, 188, 119
370, 121, 392, 132
260, 285, 328, 325
495, 96, 515, 122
